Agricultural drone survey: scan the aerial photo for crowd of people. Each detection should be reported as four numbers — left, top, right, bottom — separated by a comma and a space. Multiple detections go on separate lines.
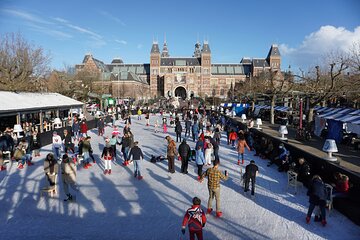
0, 106, 353, 239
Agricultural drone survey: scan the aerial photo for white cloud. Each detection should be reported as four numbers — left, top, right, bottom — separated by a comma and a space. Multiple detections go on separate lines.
137, 44, 143, 49
2, 8, 52, 25
53, 17, 68, 23
115, 39, 127, 45
53, 17, 105, 47
280, 25, 360, 69
100, 11, 126, 26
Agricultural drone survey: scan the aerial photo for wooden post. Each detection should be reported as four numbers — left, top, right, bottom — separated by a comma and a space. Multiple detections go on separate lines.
16, 113, 21, 124
39, 110, 44, 133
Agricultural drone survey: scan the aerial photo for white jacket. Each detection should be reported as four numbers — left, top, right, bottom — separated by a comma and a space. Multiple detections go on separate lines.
205, 147, 213, 165
52, 135, 62, 148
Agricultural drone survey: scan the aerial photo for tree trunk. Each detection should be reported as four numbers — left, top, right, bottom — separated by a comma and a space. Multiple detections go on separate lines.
270, 95, 276, 124
308, 107, 314, 123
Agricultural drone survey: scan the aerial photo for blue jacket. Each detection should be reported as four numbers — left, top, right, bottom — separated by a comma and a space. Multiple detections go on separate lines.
279, 147, 289, 160
195, 149, 205, 165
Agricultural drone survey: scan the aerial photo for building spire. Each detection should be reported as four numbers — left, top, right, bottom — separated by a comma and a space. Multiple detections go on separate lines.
161, 36, 169, 57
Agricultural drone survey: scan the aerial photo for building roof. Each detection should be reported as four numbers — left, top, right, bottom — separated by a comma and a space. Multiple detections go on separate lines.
161, 57, 201, 66
151, 41, 160, 54
0, 91, 84, 116
110, 71, 148, 84
111, 58, 124, 64
82, 54, 109, 72
108, 64, 150, 75
252, 58, 270, 68
266, 44, 281, 59
202, 41, 211, 53
211, 64, 251, 75
240, 58, 252, 64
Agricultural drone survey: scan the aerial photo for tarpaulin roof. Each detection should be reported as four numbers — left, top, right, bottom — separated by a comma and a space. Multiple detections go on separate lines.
0, 91, 84, 117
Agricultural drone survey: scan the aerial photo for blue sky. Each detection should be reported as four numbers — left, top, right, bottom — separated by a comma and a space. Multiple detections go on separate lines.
1, 0, 359, 71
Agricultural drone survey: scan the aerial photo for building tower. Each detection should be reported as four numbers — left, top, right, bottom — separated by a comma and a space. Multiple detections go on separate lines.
266, 44, 281, 71
161, 40, 169, 57
150, 41, 160, 98
200, 40, 211, 97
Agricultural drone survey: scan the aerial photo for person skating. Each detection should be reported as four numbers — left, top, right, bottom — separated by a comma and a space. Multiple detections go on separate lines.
181, 196, 207, 240
306, 175, 328, 226
97, 117, 105, 136
175, 121, 183, 143
120, 133, 131, 166
43, 153, 59, 187
61, 154, 79, 201
127, 141, 144, 180
101, 138, 114, 175
200, 160, 228, 217
30, 130, 41, 157
82, 136, 92, 169
165, 136, 177, 173
145, 112, 150, 126
72, 119, 80, 141
63, 129, 74, 154
229, 130, 237, 147
80, 120, 88, 137
204, 141, 213, 166
236, 132, 250, 165
192, 120, 199, 142
178, 139, 191, 174
185, 118, 192, 138
52, 131, 62, 161
195, 146, 205, 180
244, 160, 259, 196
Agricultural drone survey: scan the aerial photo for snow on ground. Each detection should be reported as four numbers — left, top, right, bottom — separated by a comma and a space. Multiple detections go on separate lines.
0, 115, 359, 240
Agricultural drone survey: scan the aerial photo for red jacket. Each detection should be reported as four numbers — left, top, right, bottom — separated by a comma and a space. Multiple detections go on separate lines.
229, 132, 237, 141
182, 205, 206, 232
80, 122, 88, 133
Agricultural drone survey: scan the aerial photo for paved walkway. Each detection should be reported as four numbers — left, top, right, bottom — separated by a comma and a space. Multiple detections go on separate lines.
232, 116, 360, 175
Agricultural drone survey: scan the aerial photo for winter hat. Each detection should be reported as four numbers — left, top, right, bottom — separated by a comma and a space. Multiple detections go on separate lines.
192, 197, 201, 205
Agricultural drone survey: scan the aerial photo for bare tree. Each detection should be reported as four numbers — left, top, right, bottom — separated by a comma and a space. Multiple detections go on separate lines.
295, 51, 350, 122
0, 32, 51, 91
252, 69, 293, 124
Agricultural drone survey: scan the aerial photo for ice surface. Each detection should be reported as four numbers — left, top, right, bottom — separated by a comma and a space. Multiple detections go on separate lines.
0, 115, 359, 240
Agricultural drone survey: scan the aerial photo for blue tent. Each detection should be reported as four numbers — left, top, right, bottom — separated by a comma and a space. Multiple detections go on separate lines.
233, 103, 249, 116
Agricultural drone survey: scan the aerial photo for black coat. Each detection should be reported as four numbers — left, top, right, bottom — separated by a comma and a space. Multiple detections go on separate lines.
30, 134, 41, 150
178, 142, 191, 158
245, 163, 258, 178
296, 162, 311, 184
307, 178, 327, 206
175, 123, 183, 133
128, 146, 144, 160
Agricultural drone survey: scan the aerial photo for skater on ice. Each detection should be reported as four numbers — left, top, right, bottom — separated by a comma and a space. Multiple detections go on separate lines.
243, 160, 259, 196
181, 196, 207, 240
127, 141, 144, 180
61, 154, 79, 202
200, 160, 228, 217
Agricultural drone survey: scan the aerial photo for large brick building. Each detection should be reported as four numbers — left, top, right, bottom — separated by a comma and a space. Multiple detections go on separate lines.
75, 41, 281, 100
